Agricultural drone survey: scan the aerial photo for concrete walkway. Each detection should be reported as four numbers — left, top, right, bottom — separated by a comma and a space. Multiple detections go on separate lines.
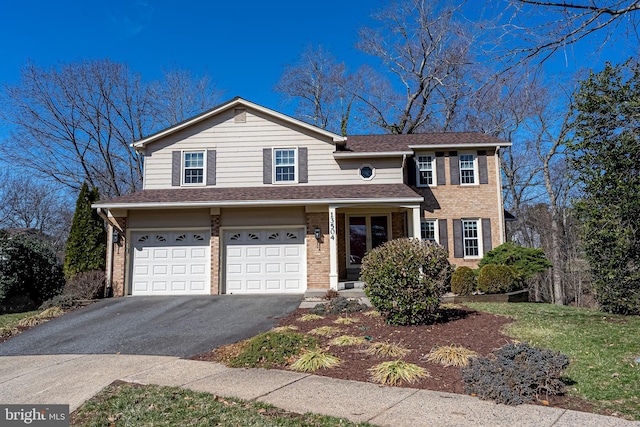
0, 354, 637, 427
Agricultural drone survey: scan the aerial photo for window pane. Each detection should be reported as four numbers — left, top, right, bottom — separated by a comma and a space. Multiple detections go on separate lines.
463, 220, 479, 257
419, 171, 433, 185
275, 166, 295, 181
370, 216, 388, 249
184, 152, 203, 168
184, 169, 203, 184
459, 154, 475, 184
275, 149, 295, 165
417, 156, 433, 185
421, 221, 435, 241
349, 217, 366, 265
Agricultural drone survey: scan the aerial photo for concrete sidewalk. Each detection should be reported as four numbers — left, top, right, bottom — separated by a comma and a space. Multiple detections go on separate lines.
0, 355, 637, 426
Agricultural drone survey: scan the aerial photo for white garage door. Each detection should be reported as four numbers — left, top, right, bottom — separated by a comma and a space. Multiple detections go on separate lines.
130, 230, 211, 295
225, 228, 306, 294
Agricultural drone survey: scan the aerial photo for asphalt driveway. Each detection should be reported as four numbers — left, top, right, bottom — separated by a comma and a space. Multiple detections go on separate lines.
0, 295, 301, 357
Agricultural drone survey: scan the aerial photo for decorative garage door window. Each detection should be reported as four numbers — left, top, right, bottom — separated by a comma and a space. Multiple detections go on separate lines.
225, 229, 302, 244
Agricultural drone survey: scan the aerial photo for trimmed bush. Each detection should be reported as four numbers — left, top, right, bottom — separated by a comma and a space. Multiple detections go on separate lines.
450, 266, 476, 296
360, 238, 453, 326
228, 332, 318, 369
477, 264, 517, 294
479, 242, 551, 284
461, 342, 569, 405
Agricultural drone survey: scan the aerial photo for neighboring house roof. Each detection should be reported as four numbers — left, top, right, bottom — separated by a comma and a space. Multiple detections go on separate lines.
94, 184, 423, 209
133, 97, 346, 150
341, 133, 511, 154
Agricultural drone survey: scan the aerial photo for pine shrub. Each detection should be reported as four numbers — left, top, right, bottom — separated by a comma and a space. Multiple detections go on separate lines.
461, 342, 569, 405
360, 238, 453, 326
477, 264, 517, 294
450, 266, 476, 296
479, 242, 551, 285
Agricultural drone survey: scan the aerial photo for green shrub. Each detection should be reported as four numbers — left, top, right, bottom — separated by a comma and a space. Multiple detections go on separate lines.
63, 183, 106, 279
39, 294, 84, 310
461, 342, 569, 405
228, 332, 318, 369
479, 242, 551, 284
0, 231, 65, 313
450, 266, 476, 296
477, 264, 517, 294
360, 238, 453, 326
311, 296, 368, 315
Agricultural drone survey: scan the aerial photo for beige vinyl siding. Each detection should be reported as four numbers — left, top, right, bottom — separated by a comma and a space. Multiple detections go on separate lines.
127, 209, 212, 228
142, 108, 403, 189
220, 207, 306, 227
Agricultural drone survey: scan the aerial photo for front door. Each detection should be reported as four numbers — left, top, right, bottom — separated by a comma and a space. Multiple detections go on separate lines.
348, 215, 390, 266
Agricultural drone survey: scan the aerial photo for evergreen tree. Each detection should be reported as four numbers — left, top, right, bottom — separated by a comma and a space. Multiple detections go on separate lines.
63, 183, 106, 278
566, 61, 640, 315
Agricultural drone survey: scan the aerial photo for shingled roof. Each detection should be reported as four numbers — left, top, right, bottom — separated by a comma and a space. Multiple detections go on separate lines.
342, 133, 508, 153
95, 184, 423, 208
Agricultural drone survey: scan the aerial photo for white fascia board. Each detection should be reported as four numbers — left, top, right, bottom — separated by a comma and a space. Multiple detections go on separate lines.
408, 142, 512, 150
333, 151, 413, 158
133, 98, 345, 149
92, 196, 424, 210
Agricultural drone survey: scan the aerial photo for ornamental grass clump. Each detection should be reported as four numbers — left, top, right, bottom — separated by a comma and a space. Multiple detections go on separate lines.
360, 238, 453, 326
426, 344, 478, 367
366, 342, 410, 358
333, 317, 359, 325
330, 335, 368, 346
369, 360, 429, 386
298, 314, 324, 322
308, 326, 342, 337
290, 349, 341, 372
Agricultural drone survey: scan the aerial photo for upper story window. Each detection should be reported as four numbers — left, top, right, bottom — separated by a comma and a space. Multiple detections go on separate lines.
183, 151, 204, 185
417, 155, 435, 186
462, 219, 480, 257
421, 219, 437, 243
459, 153, 476, 185
359, 164, 375, 181
274, 148, 297, 183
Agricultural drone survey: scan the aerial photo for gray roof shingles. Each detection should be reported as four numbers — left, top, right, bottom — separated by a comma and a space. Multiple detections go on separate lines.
96, 184, 422, 207
343, 133, 506, 153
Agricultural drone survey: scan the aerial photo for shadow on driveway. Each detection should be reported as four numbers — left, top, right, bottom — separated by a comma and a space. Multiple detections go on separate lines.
0, 295, 301, 358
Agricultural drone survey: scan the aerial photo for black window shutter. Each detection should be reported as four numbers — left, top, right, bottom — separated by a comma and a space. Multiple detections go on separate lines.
172, 151, 181, 187
263, 148, 272, 184
298, 147, 308, 183
478, 150, 488, 185
406, 156, 417, 186
453, 219, 463, 258
206, 150, 216, 186
436, 152, 446, 185
438, 219, 448, 251
449, 151, 460, 185
482, 218, 493, 254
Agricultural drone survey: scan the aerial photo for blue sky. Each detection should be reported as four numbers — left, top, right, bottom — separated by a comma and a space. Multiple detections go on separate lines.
0, 0, 378, 113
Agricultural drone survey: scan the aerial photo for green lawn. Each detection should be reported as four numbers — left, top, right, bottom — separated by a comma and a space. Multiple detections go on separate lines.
466, 302, 640, 420
71, 381, 376, 427
0, 310, 39, 330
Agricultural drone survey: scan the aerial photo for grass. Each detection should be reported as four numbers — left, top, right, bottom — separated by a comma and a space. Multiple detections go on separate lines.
298, 314, 324, 322
466, 302, 640, 420
71, 381, 376, 426
334, 317, 359, 325
331, 335, 368, 346
426, 344, 478, 367
272, 325, 299, 332
0, 310, 39, 329
366, 342, 410, 358
369, 361, 429, 386
290, 349, 341, 372
308, 326, 342, 337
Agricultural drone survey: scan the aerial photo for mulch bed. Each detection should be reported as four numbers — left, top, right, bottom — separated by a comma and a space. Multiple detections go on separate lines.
192, 304, 596, 414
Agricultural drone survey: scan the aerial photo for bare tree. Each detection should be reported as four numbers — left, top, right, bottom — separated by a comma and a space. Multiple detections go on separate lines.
0, 59, 221, 198
275, 46, 354, 135
354, 0, 478, 133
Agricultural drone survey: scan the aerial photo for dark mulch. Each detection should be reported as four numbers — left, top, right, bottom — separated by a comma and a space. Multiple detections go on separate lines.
191, 305, 596, 414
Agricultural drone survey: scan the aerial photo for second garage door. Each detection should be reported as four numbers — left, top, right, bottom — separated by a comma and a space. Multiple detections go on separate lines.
225, 228, 306, 294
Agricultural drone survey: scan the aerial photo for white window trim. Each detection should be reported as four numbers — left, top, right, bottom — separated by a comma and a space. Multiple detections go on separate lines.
358, 163, 376, 181
462, 218, 483, 259
459, 152, 478, 186
420, 219, 439, 244
273, 147, 298, 184
416, 153, 436, 187
182, 150, 206, 186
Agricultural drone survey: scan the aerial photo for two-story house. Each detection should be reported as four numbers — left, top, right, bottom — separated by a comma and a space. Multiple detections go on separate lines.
94, 97, 510, 296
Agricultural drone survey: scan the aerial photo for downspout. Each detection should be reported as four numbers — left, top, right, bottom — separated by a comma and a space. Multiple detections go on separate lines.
494, 146, 506, 244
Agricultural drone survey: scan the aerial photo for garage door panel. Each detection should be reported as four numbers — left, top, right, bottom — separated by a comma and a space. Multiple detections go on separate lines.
225, 228, 305, 294
131, 230, 211, 295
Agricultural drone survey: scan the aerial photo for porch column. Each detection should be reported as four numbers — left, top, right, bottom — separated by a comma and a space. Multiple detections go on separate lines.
411, 206, 422, 239
329, 205, 338, 290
